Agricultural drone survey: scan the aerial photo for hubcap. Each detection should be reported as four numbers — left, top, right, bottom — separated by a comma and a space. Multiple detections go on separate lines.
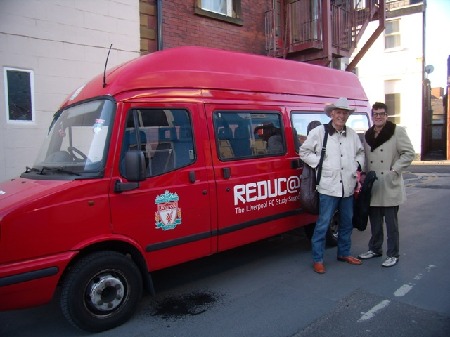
88, 274, 125, 312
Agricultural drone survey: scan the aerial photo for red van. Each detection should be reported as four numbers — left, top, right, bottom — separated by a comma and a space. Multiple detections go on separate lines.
0, 46, 371, 331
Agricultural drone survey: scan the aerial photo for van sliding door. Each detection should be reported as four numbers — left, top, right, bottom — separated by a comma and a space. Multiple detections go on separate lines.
205, 104, 303, 252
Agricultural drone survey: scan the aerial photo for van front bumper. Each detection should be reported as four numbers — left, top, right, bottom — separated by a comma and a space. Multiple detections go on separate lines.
0, 251, 76, 311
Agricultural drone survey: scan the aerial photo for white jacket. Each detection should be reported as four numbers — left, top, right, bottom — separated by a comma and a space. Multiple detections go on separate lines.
299, 124, 364, 198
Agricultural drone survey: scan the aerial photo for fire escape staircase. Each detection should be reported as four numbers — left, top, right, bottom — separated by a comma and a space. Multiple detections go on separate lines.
265, 0, 386, 71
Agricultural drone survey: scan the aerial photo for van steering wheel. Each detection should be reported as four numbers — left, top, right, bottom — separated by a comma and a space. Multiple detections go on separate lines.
68, 146, 87, 161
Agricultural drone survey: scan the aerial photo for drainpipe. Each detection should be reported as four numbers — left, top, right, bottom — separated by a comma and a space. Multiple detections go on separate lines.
421, 0, 427, 159
157, 0, 163, 50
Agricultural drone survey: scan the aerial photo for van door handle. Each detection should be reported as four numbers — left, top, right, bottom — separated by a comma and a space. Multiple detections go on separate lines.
189, 171, 196, 183
291, 158, 301, 169
223, 167, 231, 179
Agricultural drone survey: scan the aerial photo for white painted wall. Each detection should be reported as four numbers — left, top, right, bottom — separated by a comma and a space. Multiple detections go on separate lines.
352, 10, 424, 157
0, 0, 140, 182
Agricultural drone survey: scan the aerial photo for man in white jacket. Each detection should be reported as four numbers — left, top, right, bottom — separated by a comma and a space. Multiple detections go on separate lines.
300, 97, 365, 274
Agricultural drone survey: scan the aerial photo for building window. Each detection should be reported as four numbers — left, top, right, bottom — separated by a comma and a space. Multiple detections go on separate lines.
200, 0, 233, 16
385, 19, 400, 49
195, 0, 242, 25
385, 93, 401, 124
385, 79, 401, 124
4, 67, 34, 121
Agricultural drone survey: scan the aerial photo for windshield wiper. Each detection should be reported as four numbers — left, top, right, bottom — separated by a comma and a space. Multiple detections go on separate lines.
25, 166, 46, 175
40, 166, 81, 176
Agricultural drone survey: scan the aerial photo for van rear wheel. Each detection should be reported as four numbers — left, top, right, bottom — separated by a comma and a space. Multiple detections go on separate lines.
327, 211, 339, 247
60, 251, 143, 332
304, 212, 339, 248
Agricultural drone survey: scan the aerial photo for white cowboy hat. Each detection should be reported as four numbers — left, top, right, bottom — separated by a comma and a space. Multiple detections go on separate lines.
324, 97, 355, 117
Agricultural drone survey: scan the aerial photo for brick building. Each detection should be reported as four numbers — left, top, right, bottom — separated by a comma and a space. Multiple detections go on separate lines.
139, 0, 268, 55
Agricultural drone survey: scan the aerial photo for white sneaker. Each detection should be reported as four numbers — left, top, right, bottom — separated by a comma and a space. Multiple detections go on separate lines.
382, 257, 398, 267
358, 250, 382, 259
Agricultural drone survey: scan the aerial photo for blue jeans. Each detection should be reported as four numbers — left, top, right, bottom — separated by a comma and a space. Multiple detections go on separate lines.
312, 194, 354, 262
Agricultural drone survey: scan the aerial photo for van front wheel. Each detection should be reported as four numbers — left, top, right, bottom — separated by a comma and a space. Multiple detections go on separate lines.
60, 251, 143, 332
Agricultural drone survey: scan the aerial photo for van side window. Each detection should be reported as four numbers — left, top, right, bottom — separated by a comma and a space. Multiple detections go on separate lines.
213, 111, 285, 160
290, 112, 329, 152
347, 113, 371, 144
291, 111, 370, 152
121, 109, 195, 177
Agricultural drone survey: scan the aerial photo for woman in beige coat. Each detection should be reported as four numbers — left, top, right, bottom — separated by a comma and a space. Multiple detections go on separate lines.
358, 102, 415, 267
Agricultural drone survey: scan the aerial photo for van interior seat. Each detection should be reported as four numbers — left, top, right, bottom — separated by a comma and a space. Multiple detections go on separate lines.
152, 127, 176, 176
121, 129, 147, 175
218, 140, 234, 159
253, 139, 267, 155
307, 120, 322, 135
173, 125, 194, 168
231, 124, 251, 157
218, 125, 233, 140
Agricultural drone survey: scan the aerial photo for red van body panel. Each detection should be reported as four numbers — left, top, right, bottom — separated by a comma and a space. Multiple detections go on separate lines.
61, 46, 366, 107
0, 251, 76, 310
0, 178, 112, 264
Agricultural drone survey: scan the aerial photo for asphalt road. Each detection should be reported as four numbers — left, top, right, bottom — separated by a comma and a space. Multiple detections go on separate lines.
1, 163, 450, 337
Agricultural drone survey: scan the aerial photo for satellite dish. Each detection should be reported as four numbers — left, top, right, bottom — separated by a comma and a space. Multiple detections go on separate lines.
425, 65, 434, 74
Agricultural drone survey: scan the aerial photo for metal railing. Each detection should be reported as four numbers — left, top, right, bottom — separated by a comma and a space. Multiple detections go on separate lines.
287, 0, 322, 45
386, 0, 423, 11
265, 0, 381, 58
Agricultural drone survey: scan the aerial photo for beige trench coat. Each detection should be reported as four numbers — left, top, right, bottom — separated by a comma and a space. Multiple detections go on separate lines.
364, 125, 415, 206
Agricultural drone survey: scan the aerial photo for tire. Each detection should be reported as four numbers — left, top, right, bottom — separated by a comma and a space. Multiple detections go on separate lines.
60, 251, 143, 332
326, 211, 339, 247
303, 212, 339, 248
304, 222, 315, 241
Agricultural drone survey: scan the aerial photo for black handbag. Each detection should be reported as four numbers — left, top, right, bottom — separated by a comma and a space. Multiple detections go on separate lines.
300, 125, 328, 214
353, 171, 377, 231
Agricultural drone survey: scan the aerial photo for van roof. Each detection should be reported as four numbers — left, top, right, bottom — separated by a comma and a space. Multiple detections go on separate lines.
64, 46, 367, 105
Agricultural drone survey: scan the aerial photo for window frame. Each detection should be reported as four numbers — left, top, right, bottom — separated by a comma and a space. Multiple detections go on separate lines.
121, 108, 196, 178
4, 67, 35, 123
213, 110, 286, 161
385, 19, 401, 50
385, 79, 401, 124
194, 0, 243, 26
290, 110, 370, 152
385, 93, 401, 124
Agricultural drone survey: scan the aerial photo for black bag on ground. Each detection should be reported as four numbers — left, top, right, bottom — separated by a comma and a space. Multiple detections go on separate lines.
353, 171, 377, 231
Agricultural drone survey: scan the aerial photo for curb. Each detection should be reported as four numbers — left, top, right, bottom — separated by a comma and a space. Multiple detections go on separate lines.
412, 161, 450, 165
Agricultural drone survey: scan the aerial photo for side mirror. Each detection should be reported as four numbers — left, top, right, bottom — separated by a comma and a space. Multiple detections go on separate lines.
115, 151, 146, 193
124, 150, 146, 182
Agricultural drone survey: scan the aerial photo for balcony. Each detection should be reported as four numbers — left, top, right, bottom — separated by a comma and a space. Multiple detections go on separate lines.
265, 0, 385, 70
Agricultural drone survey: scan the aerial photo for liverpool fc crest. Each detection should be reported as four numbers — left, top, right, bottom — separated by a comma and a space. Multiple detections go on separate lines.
155, 190, 182, 230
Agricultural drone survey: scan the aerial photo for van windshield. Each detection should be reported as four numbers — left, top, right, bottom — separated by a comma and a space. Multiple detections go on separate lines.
23, 98, 115, 179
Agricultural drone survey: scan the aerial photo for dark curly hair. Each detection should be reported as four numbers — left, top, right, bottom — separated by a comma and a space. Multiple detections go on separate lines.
372, 102, 388, 113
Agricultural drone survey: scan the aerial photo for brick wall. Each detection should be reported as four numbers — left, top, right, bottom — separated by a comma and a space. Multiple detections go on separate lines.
140, 0, 269, 55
